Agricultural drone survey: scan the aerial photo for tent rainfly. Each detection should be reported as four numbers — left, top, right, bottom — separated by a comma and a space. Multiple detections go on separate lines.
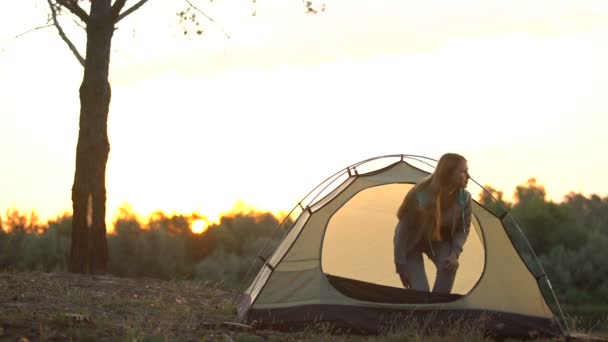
236, 155, 569, 338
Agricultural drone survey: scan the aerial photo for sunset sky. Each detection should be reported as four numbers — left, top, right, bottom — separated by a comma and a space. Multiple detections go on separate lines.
1, 0, 607, 226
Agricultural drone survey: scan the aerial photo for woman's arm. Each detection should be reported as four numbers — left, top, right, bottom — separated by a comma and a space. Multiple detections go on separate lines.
394, 216, 410, 272
394, 190, 424, 272
451, 191, 472, 257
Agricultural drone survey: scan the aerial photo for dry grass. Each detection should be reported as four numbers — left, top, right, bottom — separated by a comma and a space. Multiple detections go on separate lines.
0, 270, 234, 341
0, 271, 605, 341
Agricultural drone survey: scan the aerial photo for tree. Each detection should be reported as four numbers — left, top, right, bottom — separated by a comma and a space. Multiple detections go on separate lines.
44, 0, 154, 274
44, 0, 322, 274
564, 192, 608, 235
478, 184, 511, 216
509, 178, 586, 255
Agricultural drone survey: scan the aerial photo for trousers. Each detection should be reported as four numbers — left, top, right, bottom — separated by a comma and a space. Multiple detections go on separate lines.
397, 240, 456, 294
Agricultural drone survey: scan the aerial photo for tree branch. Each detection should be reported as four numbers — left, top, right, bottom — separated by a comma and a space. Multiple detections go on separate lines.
115, 0, 150, 23
185, 0, 231, 39
16, 24, 55, 39
111, 0, 128, 19
0, 24, 55, 56
48, 0, 85, 67
71, 16, 87, 31
55, 0, 89, 24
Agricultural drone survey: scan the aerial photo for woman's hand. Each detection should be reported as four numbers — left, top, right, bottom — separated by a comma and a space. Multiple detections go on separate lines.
398, 271, 411, 288
443, 252, 459, 273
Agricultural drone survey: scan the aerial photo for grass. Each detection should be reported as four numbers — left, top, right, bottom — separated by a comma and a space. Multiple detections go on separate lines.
0, 270, 606, 341
0, 270, 235, 341
562, 308, 608, 341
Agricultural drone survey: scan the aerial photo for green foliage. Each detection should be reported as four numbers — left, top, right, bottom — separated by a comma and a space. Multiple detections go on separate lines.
193, 213, 283, 287
564, 193, 608, 235
478, 184, 511, 216
539, 232, 608, 304
105, 208, 285, 285
479, 178, 608, 307
0, 207, 286, 287
1, 176, 607, 308
508, 179, 584, 255
0, 210, 70, 271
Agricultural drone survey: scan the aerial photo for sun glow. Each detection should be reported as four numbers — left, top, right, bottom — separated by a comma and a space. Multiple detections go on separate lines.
191, 219, 208, 234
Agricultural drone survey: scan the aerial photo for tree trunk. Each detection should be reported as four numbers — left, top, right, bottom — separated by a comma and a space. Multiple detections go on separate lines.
68, 0, 114, 274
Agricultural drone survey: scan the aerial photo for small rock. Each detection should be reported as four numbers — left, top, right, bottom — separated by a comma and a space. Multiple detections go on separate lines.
64, 313, 90, 323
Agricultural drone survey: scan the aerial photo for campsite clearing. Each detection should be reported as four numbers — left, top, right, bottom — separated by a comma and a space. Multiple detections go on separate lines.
0, 271, 606, 341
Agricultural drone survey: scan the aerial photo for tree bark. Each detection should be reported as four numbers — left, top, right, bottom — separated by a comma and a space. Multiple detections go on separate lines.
68, 0, 114, 274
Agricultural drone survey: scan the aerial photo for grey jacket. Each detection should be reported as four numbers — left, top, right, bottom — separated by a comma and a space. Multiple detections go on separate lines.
393, 188, 472, 270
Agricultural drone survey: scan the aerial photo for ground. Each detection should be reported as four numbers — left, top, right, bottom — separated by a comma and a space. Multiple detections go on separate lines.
0, 271, 605, 341
0, 271, 241, 341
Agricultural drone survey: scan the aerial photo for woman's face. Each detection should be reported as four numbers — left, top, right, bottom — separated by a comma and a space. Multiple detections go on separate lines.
453, 160, 470, 188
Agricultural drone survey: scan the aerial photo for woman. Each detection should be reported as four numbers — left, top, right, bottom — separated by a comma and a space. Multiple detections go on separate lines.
393, 153, 472, 294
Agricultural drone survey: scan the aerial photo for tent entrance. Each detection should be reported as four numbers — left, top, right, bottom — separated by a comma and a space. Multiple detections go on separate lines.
321, 183, 486, 297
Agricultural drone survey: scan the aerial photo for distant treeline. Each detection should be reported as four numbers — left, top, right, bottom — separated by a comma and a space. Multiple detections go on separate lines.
0, 207, 288, 289
1, 179, 607, 306
479, 178, 608, 307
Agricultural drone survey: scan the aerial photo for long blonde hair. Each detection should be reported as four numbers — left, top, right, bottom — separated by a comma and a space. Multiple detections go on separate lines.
396, 153, 467, 240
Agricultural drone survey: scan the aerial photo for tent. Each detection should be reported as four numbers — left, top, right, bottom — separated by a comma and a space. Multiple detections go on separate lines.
236, 155, 568, 338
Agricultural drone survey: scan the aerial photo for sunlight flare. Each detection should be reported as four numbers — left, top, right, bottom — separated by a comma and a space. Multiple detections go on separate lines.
191, 219, 208, 234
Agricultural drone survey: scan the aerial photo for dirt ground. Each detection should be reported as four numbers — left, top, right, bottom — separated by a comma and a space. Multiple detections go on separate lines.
0, 270, 269, 341
1, 271, 606, 341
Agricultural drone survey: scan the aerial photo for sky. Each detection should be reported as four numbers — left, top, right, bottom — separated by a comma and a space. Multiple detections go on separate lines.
1, 0, 608, 227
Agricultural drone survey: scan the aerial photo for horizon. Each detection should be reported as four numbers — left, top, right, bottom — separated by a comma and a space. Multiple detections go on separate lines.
0, 174, 601, 234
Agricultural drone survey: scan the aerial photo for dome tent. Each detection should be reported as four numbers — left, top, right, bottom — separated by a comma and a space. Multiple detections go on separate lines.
235, 155, 567, 338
